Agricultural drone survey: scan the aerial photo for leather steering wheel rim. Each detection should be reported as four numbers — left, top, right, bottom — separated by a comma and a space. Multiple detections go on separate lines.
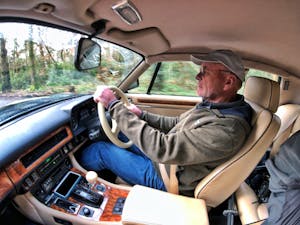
97, 86, 133, 148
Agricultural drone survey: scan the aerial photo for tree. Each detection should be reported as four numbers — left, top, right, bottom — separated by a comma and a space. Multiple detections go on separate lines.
27, 25, 37, 89
0, 33, 12, 92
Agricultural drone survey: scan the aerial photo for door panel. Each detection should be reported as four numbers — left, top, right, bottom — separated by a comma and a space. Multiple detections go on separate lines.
127, 93, 201, 116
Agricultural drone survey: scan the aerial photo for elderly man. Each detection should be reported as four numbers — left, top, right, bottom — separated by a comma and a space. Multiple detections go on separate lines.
79, 49, 252, 196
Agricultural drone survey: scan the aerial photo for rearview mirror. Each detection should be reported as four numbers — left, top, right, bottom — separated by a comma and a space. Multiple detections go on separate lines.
75, 38, 101, 71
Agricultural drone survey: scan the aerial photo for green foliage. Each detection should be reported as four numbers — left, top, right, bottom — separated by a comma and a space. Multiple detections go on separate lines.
45, 65, 98, 93
247, 69, 278, 81
11, 71, 31, 89
1, 23, 279, 98
1, 22, 145, 96
129, 62, 199, 96
238, 69, 278, 95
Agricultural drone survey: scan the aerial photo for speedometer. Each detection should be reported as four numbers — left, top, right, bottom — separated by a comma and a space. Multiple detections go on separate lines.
71, 117, 78, 130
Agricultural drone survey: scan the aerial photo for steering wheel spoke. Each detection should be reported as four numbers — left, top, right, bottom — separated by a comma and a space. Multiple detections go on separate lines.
97, 86, 133, 148
111, 119, 120, 134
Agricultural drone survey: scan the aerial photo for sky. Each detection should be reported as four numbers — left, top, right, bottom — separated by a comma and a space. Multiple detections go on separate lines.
0, 22, 81, 52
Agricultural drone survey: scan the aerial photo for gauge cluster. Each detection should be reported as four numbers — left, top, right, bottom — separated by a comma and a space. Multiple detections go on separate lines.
69, 97, 110, 142
70, 98, 99, 136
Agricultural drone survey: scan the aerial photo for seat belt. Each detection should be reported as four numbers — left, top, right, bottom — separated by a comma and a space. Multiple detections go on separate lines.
169, 164, 179, 194
159, 163, 178, 194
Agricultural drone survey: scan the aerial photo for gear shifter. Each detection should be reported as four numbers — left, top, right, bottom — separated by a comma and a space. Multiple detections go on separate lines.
85, 171, 98, 188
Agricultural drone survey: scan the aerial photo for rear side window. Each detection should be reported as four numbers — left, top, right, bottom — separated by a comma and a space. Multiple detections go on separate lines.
238, 69, 279, 95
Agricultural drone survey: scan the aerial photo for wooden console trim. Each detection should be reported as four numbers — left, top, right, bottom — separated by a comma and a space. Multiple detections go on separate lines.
65, 168, 130, 222
5, 126, 73, 185
100, 187, 129, 222
0, 169, 14, 200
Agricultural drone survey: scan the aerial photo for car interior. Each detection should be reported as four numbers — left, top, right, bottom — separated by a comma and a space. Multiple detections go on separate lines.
0, 1, 299, 225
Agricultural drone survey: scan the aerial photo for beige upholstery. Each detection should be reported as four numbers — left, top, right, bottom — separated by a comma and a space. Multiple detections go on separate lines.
235, 182, 268, 225
236, 103, 300, 225
271, 104, 300, 157
122, 185, 209, 225
194, 76, 280, 208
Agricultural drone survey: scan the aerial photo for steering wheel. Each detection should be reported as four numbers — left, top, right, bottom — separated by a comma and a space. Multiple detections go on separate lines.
97, 86, 133, 148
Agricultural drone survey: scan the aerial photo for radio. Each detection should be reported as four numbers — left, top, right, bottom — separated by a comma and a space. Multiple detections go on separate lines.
37, 151, 64, 176
31, 158, 71, 205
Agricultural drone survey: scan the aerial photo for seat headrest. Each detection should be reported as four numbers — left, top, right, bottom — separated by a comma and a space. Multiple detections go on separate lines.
275, 104, 300, 139
244, 76, 279, 113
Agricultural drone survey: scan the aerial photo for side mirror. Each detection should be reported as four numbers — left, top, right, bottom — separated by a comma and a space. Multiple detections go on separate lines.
75, 38, 101, 71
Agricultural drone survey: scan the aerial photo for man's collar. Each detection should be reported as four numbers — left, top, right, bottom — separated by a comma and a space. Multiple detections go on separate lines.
196, 95, 245, 110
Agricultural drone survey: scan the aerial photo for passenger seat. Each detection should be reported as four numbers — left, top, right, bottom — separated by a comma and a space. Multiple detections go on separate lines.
235, 103, 300, 225
270, 104, 300, 157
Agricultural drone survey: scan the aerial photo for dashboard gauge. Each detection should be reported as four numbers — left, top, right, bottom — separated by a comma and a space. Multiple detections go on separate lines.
71, 117, 78, 130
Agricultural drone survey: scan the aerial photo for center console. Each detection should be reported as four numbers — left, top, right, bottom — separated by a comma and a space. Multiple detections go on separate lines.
8, 124, 208, 225
29, 166, 129, 223
49, 170, 108, 218
29, 155, 128, 223
7, 126, 129, 225
53, 171, 104, 213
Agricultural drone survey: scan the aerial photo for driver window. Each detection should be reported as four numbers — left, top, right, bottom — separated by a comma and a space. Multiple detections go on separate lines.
128, 61, 199, 96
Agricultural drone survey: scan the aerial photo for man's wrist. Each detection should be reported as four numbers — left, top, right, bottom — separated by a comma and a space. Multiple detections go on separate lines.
107, 99, 120, 110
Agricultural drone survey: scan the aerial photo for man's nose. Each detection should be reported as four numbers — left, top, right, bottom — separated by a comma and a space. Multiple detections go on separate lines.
196, 72, 202, 80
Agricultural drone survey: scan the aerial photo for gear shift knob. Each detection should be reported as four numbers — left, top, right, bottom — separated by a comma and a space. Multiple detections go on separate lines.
85, 171, 98, 186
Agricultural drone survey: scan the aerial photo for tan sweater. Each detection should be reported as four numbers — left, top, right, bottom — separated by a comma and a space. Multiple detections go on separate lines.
109, 97, 252, 196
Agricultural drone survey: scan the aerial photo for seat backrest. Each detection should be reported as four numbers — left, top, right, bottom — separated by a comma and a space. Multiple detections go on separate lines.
194, 76, 280, 208
236, 128, 300, 225
270, 104, 300, 157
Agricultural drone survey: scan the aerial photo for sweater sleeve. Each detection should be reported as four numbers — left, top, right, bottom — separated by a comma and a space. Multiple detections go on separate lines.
141, 111, 179, 133
110, 102, 249, 165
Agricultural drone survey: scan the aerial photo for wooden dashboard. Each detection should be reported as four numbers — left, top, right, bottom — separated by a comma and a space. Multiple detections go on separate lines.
0, 125, 132, 224
5, 126, 73, 186
0, 170, 14, 203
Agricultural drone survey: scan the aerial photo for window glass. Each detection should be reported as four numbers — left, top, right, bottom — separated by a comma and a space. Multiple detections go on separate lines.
0, 22, 142, 96
128, 61, 278, 98
129, 61, 199, 96
238, 69, 279, 94
247, 69, 278, 81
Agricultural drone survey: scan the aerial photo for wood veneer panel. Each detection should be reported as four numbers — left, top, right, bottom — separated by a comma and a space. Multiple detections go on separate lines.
100, 187, 129, 222
73, 168, 130, 222
0, 170, 14, 200
51, 168, 130, 222
5, 126, 73, 185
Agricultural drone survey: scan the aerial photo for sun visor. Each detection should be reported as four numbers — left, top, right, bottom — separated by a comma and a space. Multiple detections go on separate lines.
107, 27, 170, 55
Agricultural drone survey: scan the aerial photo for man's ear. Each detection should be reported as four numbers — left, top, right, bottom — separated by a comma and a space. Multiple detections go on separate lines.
223, 74, 236, 91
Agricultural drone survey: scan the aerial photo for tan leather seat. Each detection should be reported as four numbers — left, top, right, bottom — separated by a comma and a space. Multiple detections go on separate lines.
271, 104, 300, 157
236, 104, 300, 225
194, 76, 280, 208
236, 182, 269, 225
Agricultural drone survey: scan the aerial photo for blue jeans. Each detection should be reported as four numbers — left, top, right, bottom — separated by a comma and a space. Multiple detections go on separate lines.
78, 133, 166, 191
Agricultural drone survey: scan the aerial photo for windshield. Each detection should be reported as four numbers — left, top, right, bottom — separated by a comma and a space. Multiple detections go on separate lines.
0, 22, 143, 122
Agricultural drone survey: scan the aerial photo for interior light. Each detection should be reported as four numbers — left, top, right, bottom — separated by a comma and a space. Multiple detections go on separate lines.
112, 0, 142, 25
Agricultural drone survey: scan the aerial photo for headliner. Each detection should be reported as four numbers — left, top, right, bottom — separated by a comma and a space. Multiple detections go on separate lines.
0, 0, 300, 78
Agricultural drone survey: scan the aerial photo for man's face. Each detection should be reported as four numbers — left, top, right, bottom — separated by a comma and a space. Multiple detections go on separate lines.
195, 62, 232, 102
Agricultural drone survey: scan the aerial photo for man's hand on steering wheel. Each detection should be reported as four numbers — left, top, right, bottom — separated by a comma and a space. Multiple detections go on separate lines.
93, 85, 142, 117
94, 85, 143, 148
93, 85, 117, 108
